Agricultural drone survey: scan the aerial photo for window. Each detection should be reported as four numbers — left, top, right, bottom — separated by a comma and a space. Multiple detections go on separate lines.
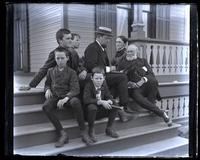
116, 4, 133, 38
156, 5, 170, 40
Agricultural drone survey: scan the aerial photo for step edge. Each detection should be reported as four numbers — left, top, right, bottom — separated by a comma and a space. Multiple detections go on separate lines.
14, 113, 154, 136
14, 122, 180, 156
103, 136, 188, 156
14, 105, 42, 114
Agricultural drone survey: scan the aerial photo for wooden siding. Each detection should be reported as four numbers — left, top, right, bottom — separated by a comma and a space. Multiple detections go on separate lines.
28, 4, 63, 72
67, 4, 95, 57
169, 5, 187, 42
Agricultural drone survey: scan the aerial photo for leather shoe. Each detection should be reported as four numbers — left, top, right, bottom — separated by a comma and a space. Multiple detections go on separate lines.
106, 128, 119, 138
55, 131, 69, 148
163, 112, 172, 127
118, 110, 133, 122
124, 107, 135, 114
81, 130, 93, 146
88, 128, 98, 143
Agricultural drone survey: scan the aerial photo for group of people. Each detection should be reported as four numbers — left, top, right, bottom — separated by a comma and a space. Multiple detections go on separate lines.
19, 26, 172, 148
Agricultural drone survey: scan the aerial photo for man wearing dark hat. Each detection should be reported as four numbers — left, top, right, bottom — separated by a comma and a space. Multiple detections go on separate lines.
84, 26, 133, 122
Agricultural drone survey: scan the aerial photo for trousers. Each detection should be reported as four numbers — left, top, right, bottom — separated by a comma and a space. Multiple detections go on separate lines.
86, 104, 118, 129
43, 96, 86, 133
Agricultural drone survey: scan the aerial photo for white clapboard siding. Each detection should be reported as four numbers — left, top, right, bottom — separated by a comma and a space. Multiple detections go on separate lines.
169, 5, 187, 42
67, 4, 95, 57
28, 4, 63, 72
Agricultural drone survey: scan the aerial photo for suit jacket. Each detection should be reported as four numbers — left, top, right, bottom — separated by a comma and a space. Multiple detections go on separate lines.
83, 80, 114, 106
45, 66, 80, 99
117, 57, 156, 83
84, 41, 110, 73
117, 57, 161, 100
29, 46, 85, 87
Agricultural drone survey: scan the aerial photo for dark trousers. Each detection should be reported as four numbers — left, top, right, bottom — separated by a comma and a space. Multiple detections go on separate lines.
80, 72, 129, 107
129, 80, 164, 117
43, 97, 86, 133
86, 104, 118, 129
105, 73, 129, 106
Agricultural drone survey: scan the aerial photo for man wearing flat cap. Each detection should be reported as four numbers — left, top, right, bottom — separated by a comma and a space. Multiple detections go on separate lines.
84, 26, 133, 122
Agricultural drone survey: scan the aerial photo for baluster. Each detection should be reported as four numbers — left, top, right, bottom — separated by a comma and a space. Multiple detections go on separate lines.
149, 45, 154, 69
180, 47, 184, 73
172, 99, 175, 118
183, 97, 186, 116
175, 46, 178, 72
166, 99, 169, 116
156, 45, 160, 73
162, 46, 166, 72
168, 46, 172, 73
143, 45, 147, 60
185, 47, 189, 72
177, 98, 180, 117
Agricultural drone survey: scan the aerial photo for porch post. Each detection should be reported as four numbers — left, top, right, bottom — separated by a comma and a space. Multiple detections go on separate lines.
131, 4, 145, 39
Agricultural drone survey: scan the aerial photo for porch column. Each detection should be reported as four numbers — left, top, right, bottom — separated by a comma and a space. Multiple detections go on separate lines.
131, 4, 145, 39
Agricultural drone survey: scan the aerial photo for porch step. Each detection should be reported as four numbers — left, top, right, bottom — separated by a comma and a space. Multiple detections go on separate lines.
14, 88, 45, 106
14, 122, 180, 156
104, 136, 188, 157
14, 112, 163, 149
14, 104, 74, 126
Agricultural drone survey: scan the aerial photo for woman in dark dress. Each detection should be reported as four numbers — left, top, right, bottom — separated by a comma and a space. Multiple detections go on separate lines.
111, 36, 128, 68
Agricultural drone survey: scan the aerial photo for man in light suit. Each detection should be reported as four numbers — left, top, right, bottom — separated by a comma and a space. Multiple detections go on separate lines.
84, 26, 133, 122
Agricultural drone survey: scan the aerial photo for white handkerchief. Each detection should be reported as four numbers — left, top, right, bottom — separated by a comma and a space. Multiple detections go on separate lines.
142, 66, 148, 72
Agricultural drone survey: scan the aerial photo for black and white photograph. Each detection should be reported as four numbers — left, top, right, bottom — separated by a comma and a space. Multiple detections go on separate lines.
5, 2, 198, 157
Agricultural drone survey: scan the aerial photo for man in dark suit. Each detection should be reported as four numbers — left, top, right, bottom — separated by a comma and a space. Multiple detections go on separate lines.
117, 44, 172, 127
84, 26, 133, 122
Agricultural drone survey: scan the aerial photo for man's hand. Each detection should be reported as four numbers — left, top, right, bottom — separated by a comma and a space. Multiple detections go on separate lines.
107, 100, 113, 105
101, 100, 112, 110
19, 85, 31, 91
78, 70, 87, 80
57, 97, 69, 109
127, 81, 138, 89
45, 89, 52, 100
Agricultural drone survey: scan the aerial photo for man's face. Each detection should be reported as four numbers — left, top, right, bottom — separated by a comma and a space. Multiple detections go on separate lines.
100, 35, 111, 48
59, 34, 73, 48
91, 73, 105, 88
126, 45, 138, 61
116, 37, 125, 51
55, 51, 68, 68
72, 36, 80, 49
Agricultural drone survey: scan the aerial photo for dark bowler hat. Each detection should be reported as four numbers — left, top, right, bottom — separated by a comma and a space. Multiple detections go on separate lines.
95, 26, 113, 36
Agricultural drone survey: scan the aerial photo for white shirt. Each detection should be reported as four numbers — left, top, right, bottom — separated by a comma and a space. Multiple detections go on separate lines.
96, 40, 105, 51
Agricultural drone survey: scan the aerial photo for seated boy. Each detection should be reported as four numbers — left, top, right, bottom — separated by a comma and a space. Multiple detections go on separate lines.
83, 66, 119, 143
43, 47, 92, 147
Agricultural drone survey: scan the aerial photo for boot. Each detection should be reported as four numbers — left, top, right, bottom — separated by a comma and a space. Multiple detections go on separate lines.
105, 128, 119, 138
88, 127, 98, 143
124, 106, 135, 114
55, 130, 69, 148
118, 110, 133, 122
163, 112, 172, 127
80, 130, 93, 146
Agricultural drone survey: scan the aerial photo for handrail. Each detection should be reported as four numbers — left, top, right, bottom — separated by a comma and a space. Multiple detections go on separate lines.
129, 38, 189, 46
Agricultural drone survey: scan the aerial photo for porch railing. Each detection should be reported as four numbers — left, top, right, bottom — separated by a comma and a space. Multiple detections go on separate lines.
156, 95, 189, 120
129, 39, 189, 76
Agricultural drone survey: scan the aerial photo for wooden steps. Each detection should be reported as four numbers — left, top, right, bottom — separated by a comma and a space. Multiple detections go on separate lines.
14, 122, 180, 156
14, 87, 188, 156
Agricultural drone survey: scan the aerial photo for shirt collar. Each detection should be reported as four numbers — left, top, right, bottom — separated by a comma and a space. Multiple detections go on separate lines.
96, 40, 104, 51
